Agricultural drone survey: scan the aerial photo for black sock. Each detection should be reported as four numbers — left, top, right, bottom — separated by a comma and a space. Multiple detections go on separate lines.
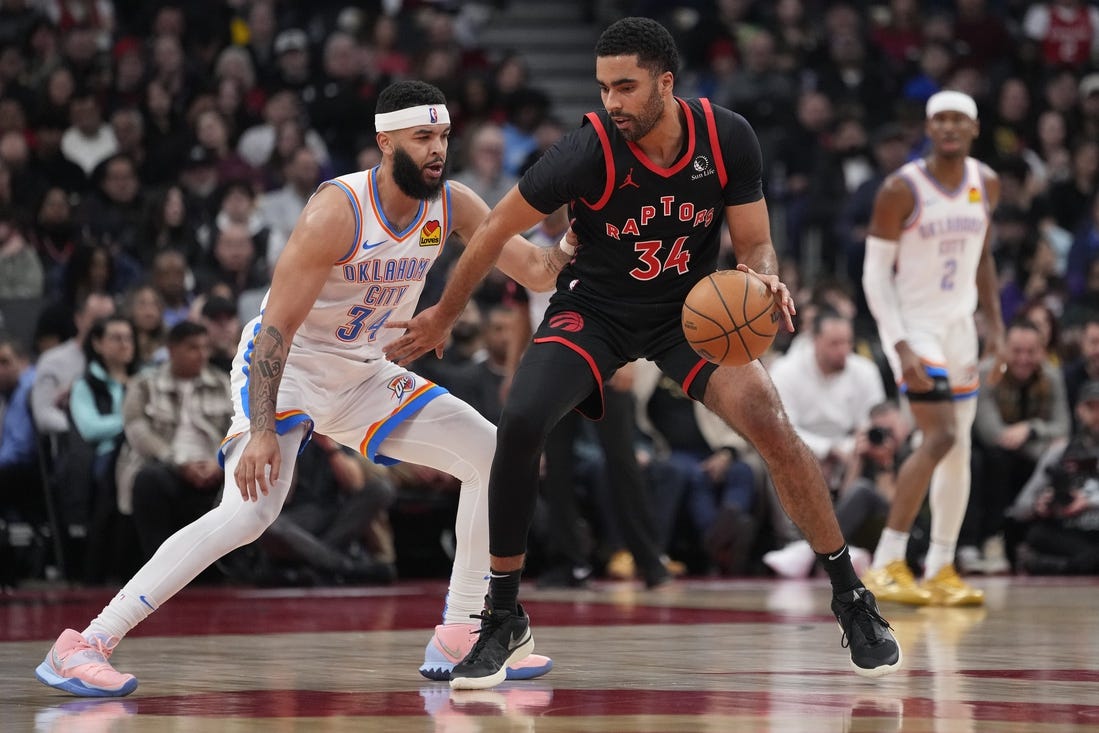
817, 545, 862, 595
488, 568, 522, 614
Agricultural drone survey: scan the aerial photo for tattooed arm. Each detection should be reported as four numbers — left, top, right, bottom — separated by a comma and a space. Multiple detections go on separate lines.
444, 181, 571, 293
233, 184, 357, 500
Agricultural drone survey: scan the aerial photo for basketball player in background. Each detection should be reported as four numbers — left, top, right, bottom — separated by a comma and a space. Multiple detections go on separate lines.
386, 17, 901, 687
861, 90, 1003, 606
35, 81, 568, 697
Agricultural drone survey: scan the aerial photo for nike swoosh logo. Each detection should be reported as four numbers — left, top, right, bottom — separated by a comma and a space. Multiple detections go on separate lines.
508, 630, 531, 651
828, 548, 847, 561
139, 595, 157, 611
362, 239, 388, 250
437, 637, 464, 661
489, 572, 511, 579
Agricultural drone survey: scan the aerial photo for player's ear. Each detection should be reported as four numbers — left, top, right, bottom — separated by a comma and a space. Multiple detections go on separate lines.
659, 70, 674, 95
376, 131, 393, 155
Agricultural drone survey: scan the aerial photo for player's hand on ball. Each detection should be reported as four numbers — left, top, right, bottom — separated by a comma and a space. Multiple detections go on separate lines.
736, 264, 795, 332
383, 304, 449, 366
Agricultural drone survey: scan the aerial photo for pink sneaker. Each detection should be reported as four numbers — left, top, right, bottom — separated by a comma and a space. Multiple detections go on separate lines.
35, 629, 138, 697
419, 623, 553, 681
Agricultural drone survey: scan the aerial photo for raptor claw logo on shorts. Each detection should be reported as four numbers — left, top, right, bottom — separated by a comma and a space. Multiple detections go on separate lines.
419, 220, 442, 247
388, 374, 417, 400
548, 311, 584, 332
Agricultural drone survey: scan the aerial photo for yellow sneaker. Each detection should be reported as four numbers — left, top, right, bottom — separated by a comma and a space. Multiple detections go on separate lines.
662, 557, 687, 577
862, 560, 932, 606
921, 564, 985, 606
605, 550, 636, 580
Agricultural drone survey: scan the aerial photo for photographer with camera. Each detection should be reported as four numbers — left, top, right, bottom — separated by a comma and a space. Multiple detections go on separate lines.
762, 399, 911, 578
833, 400, 913, 559
1008, 381, 1099, 575
763, 308, 886, 577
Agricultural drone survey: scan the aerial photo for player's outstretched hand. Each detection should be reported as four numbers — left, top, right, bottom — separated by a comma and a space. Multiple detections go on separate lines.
235, 430, 281, 502
384, 303, 449, 366
736, 264, 796, 332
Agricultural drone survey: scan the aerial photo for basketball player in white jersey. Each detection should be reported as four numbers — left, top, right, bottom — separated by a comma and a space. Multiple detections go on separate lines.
861, 90, 1004, 606
35, 81, 571, 697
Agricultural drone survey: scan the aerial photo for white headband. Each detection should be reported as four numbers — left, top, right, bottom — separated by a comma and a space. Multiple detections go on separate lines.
374, 104, 450, 132
926, 91, 978, 120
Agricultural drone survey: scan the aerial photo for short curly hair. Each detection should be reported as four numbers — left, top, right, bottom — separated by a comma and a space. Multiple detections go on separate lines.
376, 80, 447, 115
595, 17, 679, 76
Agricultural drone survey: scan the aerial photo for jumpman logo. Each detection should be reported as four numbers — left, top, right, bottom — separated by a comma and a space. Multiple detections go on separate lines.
619, 167, 640, 189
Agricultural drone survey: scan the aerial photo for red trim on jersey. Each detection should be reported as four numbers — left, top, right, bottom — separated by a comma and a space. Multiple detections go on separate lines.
581, 112, 616, 211
682, 357, 709, 398
532, 335, 606, 419
626, 97, 695, 178
700, 98, 727, 189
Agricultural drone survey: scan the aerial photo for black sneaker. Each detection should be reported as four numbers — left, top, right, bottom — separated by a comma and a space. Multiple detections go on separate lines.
832, 587, 902, 678
449, 604, 535, 690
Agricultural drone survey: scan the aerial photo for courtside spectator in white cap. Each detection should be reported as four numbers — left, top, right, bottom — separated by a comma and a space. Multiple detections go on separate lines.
926, 90, 978, 120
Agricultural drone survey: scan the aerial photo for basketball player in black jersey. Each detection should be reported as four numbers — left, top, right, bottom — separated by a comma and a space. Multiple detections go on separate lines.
386, 17, 901, 686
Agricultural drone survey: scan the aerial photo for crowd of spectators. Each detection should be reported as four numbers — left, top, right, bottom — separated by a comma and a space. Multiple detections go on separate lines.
2, 0, 1099, 588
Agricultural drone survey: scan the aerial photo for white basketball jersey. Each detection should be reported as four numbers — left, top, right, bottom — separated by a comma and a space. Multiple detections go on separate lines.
264, 167, 452, 361
894, 157, 989, 333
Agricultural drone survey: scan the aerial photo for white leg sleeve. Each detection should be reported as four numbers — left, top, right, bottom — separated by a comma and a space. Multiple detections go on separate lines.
378, 393, 495, 624
85, 427, 305, 640
925, 398, 977, 577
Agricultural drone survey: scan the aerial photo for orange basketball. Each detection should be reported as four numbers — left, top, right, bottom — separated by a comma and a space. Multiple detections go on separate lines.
681, 269, 779, 366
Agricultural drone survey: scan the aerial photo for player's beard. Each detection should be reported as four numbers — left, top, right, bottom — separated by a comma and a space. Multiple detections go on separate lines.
392, 145, 445, 201
619, 83, 666, 142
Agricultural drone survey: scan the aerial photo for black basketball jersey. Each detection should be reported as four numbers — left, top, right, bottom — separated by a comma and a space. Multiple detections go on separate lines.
519, 97, 764, 316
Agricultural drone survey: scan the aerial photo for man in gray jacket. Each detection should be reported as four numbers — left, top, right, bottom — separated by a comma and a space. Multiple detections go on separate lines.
116, 321, 233, 559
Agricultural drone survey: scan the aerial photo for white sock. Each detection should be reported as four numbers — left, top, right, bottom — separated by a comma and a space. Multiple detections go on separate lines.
443, 567, 489, 626
442, 472, 490, 623
927, 397, 975, 578
924, 540, 956, 578
371, 394, 495, 626
873, 528, 910, 569
85, 588, 160, 641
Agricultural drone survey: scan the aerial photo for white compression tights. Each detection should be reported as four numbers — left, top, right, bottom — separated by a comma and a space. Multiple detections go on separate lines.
368, 392, 494, 625
86, 393, 495, 640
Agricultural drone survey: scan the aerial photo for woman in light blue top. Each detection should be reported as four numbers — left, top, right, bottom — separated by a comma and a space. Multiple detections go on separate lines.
69, 314, 137, 582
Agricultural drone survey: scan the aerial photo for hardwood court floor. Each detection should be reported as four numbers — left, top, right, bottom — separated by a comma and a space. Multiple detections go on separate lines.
2, 576, 1098, 731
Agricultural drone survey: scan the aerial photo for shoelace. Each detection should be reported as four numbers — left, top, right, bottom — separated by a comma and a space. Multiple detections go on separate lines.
838, 594, 892, 649
88, 635, 116, 660
59, 635, 116, 673
463, 610, 505, 663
